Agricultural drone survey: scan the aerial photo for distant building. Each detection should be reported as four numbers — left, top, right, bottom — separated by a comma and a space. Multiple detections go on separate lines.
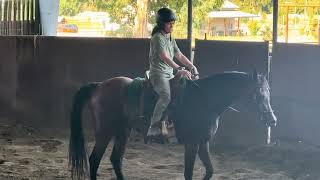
207, 0, 258, 36
58, 11, 120, 37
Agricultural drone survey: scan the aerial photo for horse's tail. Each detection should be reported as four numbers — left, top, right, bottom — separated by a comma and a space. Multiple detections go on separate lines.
68, 82, 98, 180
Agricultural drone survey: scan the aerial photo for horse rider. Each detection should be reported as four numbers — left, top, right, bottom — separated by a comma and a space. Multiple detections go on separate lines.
147, 7, 199, 136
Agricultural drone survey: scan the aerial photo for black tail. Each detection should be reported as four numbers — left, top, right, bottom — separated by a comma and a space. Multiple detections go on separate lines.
68, 83, 98, 180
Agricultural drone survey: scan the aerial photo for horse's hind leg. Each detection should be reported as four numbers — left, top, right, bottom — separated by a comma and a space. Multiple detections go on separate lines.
88, 102, 113, 180
110, 127, 131, 180
89, 135, 112, 180
198, 141, 214, 180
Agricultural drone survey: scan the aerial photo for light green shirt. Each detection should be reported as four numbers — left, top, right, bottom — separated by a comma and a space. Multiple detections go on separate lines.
149, 32, 181, 78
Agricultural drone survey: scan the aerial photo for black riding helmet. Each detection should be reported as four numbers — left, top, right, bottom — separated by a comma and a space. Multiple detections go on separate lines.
156, 7, 176, 25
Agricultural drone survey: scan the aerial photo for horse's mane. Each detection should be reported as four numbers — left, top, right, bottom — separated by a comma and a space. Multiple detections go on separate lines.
198, 71, 250, 82
186, 71, 253, 90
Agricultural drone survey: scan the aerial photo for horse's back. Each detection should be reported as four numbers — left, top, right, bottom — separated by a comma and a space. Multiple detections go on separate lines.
101, 76, 133, 87
90, 76, 133, 112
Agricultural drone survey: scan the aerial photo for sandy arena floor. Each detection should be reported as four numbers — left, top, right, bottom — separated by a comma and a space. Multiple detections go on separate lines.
0, 124, 319, 180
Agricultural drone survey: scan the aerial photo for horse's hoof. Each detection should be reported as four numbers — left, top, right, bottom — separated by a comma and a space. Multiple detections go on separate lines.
144, 137, 149, 144
203, 174, 213, 180
116, 176, 125, 180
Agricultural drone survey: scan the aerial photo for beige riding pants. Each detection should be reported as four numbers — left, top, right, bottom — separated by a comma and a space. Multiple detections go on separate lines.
149, 75, 172, 126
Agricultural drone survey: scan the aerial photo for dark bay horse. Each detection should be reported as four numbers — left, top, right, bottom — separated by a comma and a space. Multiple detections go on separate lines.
68, 71, 277, 180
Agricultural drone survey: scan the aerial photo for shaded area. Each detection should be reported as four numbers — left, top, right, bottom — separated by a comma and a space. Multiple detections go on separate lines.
272, 43, 320, 146
0, 36, 190, 129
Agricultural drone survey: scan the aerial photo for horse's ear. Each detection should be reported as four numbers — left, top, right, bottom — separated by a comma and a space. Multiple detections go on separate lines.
252, 69, 258, 82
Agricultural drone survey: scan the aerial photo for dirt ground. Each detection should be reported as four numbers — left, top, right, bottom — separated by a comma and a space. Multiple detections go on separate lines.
0, 124, 319, 180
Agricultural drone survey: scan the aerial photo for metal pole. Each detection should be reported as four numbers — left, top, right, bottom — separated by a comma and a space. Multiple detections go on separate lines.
270, 0, 279, 81
285, 6, 289, 43
272, 0, 278, 48
237, 18, 240, 36
35, 0, 40, 34
318, 16, 320, 45
187, 0, 192, 61
0, 0, 3, 35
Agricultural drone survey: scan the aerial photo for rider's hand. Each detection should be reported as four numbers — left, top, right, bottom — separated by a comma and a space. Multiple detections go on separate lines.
191, 66, 199, 80
177, 69, 192, 80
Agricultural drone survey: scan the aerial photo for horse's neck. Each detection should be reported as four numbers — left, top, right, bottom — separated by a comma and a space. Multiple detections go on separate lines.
195, 74, 254, 112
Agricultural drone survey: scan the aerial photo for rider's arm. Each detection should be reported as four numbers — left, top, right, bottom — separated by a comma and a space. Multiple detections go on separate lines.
159, 51, 180, 70
159, 50, 191, 79
172, 39, 195, 70
154, 35, 180, 70
174, 51, 195, 70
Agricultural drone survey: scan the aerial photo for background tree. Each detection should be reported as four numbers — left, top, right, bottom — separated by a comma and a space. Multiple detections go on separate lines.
59, 0, 223, 38
60, 0, 85, 16
59, 0, 319, 39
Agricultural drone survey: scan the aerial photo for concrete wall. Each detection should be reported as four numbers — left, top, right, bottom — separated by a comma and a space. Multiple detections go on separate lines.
3, 36, 319, 146
0, 36, 190, 128
271, 43, 320, 145
194, 40, 270, 146
0, 37, 17, 123
194, 40, 268, 75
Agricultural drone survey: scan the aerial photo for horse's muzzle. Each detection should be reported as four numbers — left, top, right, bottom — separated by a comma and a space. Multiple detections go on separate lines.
267, 113, 277, 127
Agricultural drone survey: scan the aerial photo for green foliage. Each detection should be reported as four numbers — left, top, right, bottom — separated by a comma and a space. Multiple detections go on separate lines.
248, 21, 260, 36
231, 0, 320, 15
60, 0, 85, 16
58, 0, 320, 41
231, 0, 272, 14
59, 0, 223, 38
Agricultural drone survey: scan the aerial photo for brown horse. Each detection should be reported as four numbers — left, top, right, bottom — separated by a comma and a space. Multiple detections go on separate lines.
68, 71, 277, 180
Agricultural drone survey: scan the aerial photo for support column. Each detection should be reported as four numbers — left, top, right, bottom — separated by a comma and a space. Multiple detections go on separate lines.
187, 0, 192, 61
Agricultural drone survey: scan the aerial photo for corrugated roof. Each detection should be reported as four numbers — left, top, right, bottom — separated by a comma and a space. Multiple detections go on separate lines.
221, 0, 239, 11
209, 10, 259, 18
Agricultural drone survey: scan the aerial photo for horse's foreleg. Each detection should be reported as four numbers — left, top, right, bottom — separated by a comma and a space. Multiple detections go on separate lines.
110, 128, 131, 180
198, 141, 213, 180
184, 143, 199, 180
89, 135, 112, 180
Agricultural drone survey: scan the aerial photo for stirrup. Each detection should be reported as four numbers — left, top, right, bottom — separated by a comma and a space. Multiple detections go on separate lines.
147, 126, 161, 136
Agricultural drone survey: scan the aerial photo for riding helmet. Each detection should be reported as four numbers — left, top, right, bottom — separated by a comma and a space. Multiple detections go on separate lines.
156, 7, 176, 25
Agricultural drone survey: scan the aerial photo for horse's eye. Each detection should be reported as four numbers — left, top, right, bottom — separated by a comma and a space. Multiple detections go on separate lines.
259, 88, 264, 93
